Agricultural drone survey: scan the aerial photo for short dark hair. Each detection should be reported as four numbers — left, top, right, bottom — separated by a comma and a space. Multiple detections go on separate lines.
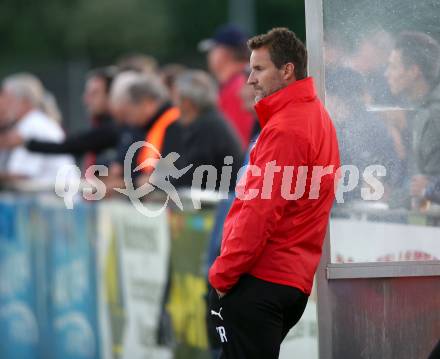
395, 31, 440, 89
87, 66, 118, 94
247, 27, 308, 80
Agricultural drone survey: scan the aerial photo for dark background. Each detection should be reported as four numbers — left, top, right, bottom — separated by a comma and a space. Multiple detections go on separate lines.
0, 0, 306, 131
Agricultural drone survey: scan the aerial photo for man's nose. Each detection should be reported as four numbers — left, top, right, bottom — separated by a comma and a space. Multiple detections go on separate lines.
247, 72, 256, 85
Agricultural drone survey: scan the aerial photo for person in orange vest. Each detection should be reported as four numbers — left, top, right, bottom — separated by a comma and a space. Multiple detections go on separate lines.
104, 71, 183, 196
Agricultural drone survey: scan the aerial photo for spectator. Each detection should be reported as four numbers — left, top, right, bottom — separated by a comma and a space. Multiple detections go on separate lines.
159, 63, 188, 104
349, 28, 397, 106
174, 70, 243, 191
105, 71, 183, 195
0, 67, 120, 172
0, 73, 74, 182
385, 31, 440, 208
199, 24, 255, 149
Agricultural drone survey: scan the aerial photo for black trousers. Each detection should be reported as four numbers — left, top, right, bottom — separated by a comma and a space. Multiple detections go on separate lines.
208, 275, 308, 359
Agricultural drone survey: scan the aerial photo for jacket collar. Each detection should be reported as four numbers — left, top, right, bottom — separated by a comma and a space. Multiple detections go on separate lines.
254, 77, 317, 128
143, 102, 173, 131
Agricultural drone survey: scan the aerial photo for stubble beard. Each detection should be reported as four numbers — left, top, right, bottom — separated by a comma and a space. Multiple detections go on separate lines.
254, 83, 284, 103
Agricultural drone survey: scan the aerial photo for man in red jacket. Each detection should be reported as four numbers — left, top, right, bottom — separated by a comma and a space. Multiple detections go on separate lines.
208, 28, 340, 359
199, 24, 256, 149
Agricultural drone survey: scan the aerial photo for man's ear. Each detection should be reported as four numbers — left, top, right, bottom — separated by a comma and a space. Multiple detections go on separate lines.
283, 63, 296, 81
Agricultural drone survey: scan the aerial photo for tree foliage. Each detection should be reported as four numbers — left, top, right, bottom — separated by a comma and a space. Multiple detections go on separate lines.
0, 0, 305, 67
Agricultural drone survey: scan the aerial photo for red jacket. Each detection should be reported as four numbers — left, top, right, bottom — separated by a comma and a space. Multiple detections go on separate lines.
218, 73, 255, 149
209, 77, 340, 295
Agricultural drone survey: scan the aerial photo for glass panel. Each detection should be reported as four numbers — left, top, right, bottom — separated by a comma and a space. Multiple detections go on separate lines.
323, 0, 440, 263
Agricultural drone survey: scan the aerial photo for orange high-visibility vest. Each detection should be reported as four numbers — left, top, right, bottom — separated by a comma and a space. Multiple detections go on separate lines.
136, 107, 180, 174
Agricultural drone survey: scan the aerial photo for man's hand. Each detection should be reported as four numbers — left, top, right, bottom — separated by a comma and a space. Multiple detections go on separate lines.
216, 289, 226, 299
411, 175, 430, 198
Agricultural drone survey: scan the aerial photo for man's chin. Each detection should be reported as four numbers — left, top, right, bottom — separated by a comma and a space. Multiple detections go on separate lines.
254, 92, 266, 103
254, 89, 275, 103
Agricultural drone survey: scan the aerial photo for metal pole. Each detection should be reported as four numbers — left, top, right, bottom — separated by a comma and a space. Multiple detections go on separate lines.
305, 1, 332, 358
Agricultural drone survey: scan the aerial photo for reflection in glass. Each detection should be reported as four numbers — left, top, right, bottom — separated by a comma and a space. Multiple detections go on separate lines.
324, 0, 440, 262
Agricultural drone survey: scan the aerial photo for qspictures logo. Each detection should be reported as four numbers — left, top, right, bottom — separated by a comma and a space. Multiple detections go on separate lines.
54, 141, 387, 218
114, 141, 193, 217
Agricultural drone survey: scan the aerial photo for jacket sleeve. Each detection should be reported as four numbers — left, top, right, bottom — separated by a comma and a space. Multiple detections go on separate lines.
209, 127, 310, 292
26, 124, 119, 155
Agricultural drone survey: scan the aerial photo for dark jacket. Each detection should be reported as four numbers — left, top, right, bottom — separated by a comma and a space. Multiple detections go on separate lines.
177, 107, 243, 192
26, 113, 119, 166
